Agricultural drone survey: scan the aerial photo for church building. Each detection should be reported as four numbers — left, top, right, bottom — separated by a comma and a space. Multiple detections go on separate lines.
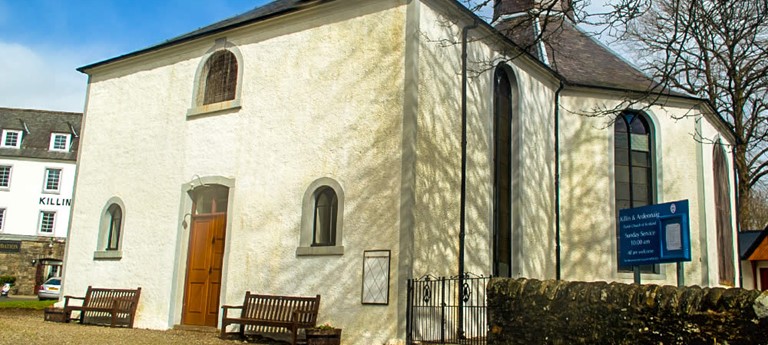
61, 0, 739, 343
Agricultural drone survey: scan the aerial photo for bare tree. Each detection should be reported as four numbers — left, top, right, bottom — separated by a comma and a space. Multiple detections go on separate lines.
610, 0, 768, 229
464, 0, 768, 229
743, 185, 768, 230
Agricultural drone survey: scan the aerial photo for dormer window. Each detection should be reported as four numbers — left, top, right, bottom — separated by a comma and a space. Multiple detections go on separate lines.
49, 133, 71, 152
1, 130, 23, 148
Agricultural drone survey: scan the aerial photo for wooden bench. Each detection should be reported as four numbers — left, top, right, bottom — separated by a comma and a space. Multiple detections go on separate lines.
220, 292, 321, 345
63, 286, 141, 328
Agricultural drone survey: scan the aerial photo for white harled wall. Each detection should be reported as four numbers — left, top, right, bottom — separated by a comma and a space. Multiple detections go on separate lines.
558, 90, 739, 287
64, 1, 409, 343
62, 0, 741, 343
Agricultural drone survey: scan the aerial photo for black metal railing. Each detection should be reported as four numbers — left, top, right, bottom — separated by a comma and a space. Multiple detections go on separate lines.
406, 273, 491, 345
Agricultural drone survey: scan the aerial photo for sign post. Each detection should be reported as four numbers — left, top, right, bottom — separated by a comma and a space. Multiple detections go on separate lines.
618, 200, 691, 285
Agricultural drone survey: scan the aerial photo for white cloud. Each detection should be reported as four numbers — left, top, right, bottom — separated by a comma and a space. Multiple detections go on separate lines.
0, 41, 89, 112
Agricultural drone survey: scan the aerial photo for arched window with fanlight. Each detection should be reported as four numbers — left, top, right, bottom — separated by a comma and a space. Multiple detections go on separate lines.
614, 111, 657, 273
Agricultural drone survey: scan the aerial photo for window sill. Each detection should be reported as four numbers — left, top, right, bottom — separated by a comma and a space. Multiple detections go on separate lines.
296, 246, 344, 256
187, 99, 241, 118
93, 250, 122, 260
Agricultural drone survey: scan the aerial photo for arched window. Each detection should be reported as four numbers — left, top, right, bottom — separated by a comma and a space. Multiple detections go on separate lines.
94, 197, 126, 259
297, 178, 345, 256
106, 204, 122, 251
313, 187, 338, 246
614, 111, 656, 272
713, 141, 735, 285
202, 50, 238, 105
493, 65, 513, 277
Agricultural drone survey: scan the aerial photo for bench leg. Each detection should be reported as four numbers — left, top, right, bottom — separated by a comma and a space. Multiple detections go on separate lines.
220, 321, 228, 339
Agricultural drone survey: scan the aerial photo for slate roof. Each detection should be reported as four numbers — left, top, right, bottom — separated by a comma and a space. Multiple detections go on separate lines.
79, 0, 679, 97
0, 107, 82, 162
494, 16, 676, 94
78, 0, 328, 72
739, 228, 768, 260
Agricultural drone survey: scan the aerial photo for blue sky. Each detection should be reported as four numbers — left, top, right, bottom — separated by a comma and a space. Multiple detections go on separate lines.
0, 0, 270, 112
0, 0, 612, 113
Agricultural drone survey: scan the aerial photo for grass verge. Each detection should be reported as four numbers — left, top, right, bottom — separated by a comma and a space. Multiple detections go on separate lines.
0, 299, 56, 310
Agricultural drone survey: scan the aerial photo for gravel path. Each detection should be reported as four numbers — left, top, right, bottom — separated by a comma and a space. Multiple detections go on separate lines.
0, 309, 288, 345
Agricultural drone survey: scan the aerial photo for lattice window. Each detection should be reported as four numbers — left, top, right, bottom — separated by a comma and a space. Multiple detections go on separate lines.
0, 208, 5, 231
202, 50, 238, 105
362, 250, 390, 305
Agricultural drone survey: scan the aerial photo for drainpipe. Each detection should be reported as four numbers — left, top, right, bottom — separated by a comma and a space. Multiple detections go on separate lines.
458, 20, 478, 341
554, 81, 564, 280
731, 147, 742, 287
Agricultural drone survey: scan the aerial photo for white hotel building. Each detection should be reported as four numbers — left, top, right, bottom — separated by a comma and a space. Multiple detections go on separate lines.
0, 107, 81, 295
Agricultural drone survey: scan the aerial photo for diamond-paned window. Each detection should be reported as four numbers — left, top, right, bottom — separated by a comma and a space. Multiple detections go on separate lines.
362, 250, 391, 305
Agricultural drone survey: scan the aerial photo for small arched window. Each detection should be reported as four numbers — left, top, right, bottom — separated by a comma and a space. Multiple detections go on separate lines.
297, 178, 345, 256
313, 187, 338, 246
106, 204, 122, 251
202, 50, 238, 105
95, 198, 126, 260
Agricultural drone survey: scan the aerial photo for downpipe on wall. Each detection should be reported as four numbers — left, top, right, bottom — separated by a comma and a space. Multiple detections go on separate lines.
554, 81, 564, 280
459, 19, 478, 341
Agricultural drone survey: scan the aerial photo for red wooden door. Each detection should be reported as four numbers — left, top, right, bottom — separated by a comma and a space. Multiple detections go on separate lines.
760, 268, 768, 291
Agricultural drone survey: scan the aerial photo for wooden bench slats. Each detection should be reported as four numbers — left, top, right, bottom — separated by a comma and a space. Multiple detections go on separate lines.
63, 286, 141, 328
221, 292, 320, 345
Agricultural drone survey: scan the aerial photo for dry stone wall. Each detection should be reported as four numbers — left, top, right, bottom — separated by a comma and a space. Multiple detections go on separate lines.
487, 278, 768, 345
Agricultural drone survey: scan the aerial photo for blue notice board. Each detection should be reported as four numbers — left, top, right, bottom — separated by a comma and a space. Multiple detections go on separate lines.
618, 200, 691, 266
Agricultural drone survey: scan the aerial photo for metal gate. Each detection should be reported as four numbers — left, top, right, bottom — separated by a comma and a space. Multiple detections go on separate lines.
406, 274, 491, 345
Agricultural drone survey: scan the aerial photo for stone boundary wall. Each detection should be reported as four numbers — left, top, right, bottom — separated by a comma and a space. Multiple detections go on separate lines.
487, 278, 768, 345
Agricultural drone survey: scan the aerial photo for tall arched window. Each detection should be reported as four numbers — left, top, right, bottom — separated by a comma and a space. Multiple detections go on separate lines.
202, 50, 238, 105
614, 111, 656, 272
106, 204, 122, 251
313, 187, 338, 246
713, 141, 735, 285
493, 65, 519, 277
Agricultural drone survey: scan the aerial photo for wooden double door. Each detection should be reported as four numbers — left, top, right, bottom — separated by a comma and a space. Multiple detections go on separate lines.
182, 186, 228, 327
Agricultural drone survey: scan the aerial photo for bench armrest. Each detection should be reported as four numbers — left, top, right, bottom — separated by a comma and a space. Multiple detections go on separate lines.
63, 296, 85, 307
220, 305, 243, 318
